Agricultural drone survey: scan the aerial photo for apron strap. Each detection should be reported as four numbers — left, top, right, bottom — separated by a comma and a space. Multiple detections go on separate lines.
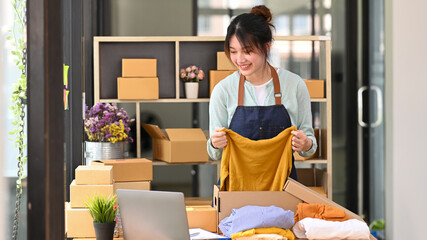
238, 64, 282, 106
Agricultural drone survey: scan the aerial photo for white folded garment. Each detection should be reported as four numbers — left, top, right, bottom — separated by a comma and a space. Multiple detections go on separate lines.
292, 217, 370, 240
234, 233, 288, 240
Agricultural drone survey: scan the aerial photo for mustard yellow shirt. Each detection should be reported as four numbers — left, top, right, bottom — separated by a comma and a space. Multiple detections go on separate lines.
220, 126, 296, 191
231, 227, 295, 240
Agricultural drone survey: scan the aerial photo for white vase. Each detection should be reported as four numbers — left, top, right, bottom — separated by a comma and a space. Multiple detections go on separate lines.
185, 82, 199, 99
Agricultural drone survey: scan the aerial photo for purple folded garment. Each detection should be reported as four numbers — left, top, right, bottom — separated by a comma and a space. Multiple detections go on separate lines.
219, 205, 294, 237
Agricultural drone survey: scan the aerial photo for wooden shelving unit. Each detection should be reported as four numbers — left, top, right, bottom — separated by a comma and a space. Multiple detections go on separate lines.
93, 36, 332, 198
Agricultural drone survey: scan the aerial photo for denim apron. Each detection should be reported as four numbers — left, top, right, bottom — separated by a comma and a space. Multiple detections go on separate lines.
228, 65, 298, 180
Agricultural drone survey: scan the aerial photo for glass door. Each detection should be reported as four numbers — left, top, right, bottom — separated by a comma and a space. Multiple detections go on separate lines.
358, 0, 385, 237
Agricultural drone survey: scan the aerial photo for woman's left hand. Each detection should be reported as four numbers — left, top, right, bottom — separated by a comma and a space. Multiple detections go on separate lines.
291, 130, 313, 152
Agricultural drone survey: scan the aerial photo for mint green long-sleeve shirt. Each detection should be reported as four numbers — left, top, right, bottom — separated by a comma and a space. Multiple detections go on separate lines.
207, 68, 317, 161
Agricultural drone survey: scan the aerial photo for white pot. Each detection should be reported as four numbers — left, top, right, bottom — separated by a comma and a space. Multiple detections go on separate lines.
185, 82, 199, 99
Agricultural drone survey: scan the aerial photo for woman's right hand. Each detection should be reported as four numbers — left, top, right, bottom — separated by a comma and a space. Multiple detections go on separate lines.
211, 127, 227, 149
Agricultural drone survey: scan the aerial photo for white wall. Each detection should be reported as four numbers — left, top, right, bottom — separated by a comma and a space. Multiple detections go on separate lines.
385, 0, 427, 239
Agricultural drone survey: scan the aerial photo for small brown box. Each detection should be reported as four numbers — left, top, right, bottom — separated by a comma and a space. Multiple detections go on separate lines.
75, 165, 113, 185
122, 58, 157, 77
113, 181, 151, 194
304, 79, 325, 98
70, 180, 114, 208
117, 77, 159, 100
66, 203, 95, 238
209, 70, 235, 96
217, 52, 237, 70
186, 205, 217, 233
92, 158, 153, 182
142, 124, 208, 163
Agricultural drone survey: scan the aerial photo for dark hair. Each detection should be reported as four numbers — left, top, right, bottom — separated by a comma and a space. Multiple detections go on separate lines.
224, 5, 275, 60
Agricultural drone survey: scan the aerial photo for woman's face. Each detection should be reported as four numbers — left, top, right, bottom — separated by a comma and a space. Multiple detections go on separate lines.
229, 35, 267, 80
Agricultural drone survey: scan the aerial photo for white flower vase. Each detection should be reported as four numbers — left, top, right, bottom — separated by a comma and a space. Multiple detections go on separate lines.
185, 82, 199, 99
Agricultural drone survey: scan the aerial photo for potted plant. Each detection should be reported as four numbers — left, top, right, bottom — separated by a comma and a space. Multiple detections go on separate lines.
180, 65, 205, 99
84, 103, 135, 165
85, 194, 118, 240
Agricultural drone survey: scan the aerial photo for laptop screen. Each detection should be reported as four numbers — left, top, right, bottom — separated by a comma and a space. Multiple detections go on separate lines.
117, 189, 191, 240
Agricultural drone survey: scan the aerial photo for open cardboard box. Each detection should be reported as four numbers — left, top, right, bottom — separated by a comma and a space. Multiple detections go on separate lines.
213, 178, 377, 240
142, 124, 208, 163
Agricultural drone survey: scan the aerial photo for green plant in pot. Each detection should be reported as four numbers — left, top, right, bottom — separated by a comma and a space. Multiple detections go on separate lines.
85, 194, 118, 240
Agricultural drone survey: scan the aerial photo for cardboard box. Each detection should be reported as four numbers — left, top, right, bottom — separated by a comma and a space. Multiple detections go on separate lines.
117, 77, 159, 100
75, 165, 113, 185
304, 79, 325, 98
66, 203, 95, 238
122, 58, 157, 77
92, 158, 153, 182
213, 179, 377, 240
113, 181, 151, 194
70, 180, 114, 208
142, 124, 208, 163
186, 205, 217, 233
209, 70, 235, 96
217, 52, 237, 70
294, 128, 320, 160
295, 168, 327, 197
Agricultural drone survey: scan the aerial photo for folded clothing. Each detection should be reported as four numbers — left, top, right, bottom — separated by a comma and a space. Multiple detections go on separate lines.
292, 217, 370, 240
232, 233, 287, 240
219, 205, 294, 237
294, 203, 350, 222
231, 227, 294, 240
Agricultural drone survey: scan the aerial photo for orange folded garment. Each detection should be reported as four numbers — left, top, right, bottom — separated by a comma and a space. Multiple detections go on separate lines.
294, 203, 350, 222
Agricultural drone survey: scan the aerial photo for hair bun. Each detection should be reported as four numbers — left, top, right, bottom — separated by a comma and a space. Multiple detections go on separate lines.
250, 5, 272, 23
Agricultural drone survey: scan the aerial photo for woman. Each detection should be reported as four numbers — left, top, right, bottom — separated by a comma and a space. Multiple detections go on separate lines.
207, 5, 317, 181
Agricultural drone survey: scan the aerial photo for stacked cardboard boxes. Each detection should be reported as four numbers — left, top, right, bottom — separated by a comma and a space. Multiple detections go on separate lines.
209, 52, 236, 96
66, 165, 114, 238
117, 58, 159, 100
67, 159, 152, 239
91, 158, 153, 193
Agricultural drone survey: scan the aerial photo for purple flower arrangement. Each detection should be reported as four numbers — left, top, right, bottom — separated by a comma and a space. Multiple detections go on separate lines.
180, 65, 205, 82
84, 103, 135, 143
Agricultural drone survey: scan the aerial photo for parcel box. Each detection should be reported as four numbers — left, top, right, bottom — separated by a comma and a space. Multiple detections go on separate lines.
209, 70, 235, 96
117, 77, 159, 100
92, 158, 153, 182
122, 58, 157, 77
75, 165, 113, 185
142, 124, 208, 163
217, 52, 237, 71
294, 128, 320, 161
186, 205, 217, 233
66, 203, 95, 238
113, 181, 151, 194
296, 168, 327, 197
70, 180, 114, 208
213, 179, 377, 240
304, 79, 325, 98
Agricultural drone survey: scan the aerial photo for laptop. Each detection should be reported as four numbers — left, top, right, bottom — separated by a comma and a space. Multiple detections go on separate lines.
117, 189, 191, 240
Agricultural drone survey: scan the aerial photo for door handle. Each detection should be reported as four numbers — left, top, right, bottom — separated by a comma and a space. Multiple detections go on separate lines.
357, 86, 368, 127
370, 86, 383, 127
357, 86, 383, 128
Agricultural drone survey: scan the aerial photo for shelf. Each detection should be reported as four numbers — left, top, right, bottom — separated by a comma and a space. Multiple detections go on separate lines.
100, 98, 211, 103
295, 159, 328, 164
152, 159, 220, 166
100, 98, 324, 103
